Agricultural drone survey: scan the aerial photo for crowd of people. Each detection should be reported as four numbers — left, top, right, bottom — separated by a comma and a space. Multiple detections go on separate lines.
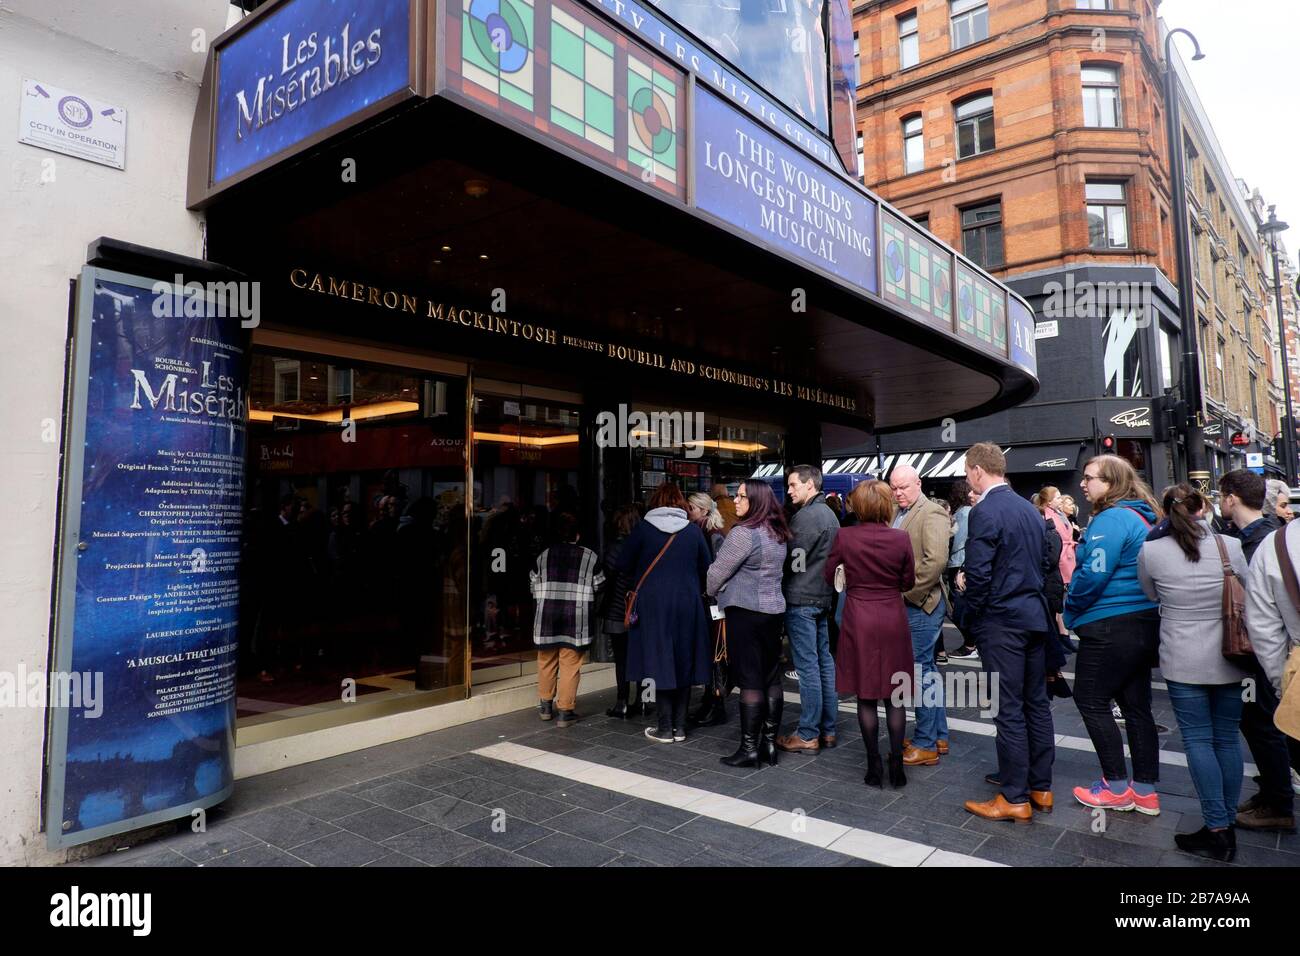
527, 445, 1300, 864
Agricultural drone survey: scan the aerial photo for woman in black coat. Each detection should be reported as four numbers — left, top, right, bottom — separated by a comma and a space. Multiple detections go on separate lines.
615, 482, 713, 743
1039, 510, 1072, 699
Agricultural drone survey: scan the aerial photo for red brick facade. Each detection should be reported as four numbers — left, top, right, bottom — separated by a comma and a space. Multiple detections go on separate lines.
854, 0, 1175, 281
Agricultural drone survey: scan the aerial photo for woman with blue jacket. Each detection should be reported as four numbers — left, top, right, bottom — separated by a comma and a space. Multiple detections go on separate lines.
1063, 455, 1163, 815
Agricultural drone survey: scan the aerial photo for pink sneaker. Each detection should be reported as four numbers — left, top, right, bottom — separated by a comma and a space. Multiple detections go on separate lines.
1073, 779, 1135, 810
1129, 789, 1161, 816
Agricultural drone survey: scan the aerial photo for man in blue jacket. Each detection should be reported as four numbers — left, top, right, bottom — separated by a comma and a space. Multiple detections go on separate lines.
958, 443, 1055, 823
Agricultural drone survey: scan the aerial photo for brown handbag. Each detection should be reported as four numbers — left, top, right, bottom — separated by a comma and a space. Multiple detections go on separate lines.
1212, 533, 1253, 661
624, 533, 676, 628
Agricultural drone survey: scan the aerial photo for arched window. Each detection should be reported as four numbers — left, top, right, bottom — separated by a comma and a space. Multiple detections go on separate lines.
1082, 65, 1121, 128
954, 93, 994, 158
902, 115, 924, 173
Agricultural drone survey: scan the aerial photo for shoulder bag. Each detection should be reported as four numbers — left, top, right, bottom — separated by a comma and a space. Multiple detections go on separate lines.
1269, 525, 1300, 740
1212, 533, 1252, 661
624, 533, 676, 628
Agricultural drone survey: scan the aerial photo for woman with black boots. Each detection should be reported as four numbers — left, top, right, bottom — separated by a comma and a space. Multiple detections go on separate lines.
603, 505, 644, 719
823, 480, 915, 788
706, 480, 791, 767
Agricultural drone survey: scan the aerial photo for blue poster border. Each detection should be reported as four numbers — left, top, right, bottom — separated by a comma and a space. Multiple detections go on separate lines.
45, 266, 238, 851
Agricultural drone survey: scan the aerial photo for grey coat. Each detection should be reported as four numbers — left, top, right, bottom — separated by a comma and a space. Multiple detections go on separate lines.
1137, 520, 1249, 686
1245, 519, 1300, 693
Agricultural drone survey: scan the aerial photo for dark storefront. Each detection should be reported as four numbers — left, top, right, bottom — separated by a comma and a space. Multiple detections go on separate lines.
173, 0, 1038, 746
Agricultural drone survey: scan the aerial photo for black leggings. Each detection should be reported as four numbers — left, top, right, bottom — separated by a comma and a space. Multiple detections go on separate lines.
656, 688, 690, 732
609, 629, 635, 701
857, 699, 906, 757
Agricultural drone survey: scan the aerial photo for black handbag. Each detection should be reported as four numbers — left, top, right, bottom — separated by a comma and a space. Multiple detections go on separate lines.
710, 618, 730, 698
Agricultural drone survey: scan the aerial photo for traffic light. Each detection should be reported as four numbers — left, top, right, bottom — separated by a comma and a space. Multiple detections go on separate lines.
1101, 433, 1116, 452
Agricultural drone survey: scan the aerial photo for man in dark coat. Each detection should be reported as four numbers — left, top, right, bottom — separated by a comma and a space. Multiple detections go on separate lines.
958, 443, 1055, 823
776, 464, 841, 754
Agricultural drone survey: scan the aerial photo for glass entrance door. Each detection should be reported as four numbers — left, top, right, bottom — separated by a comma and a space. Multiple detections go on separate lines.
469, 381, 583, 684
238, 344, 469, 740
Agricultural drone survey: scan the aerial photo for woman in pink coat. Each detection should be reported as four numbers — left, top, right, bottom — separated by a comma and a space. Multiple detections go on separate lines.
824, 480, 915, 789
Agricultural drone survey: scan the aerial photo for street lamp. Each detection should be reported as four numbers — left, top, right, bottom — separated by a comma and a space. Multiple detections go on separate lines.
1163, 27, 1208, 492
1266, 206, 1300, 484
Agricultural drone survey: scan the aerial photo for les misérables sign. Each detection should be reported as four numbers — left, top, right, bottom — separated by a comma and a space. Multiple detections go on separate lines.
212, 0, 412, 184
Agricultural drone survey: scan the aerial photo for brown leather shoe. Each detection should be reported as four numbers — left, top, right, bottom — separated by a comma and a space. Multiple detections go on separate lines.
902, 745, 939, 766
903, 738, 949, 756
819, 734, 837, 749
964, 793, 1033, 823
775, 733, 819, 754
1029, 790, 1053, 813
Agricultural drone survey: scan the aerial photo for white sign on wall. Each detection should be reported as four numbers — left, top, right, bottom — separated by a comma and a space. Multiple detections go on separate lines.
1034, 320, 1059, 340
18, 79, 126, 170
1247, 453, 1264, 468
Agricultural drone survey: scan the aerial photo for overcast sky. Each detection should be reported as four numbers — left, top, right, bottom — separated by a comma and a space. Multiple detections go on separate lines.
1163, 0, 1300, 263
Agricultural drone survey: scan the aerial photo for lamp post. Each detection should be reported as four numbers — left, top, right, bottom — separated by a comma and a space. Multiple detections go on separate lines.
1163, 27, 1208, 493
1263, 204, 1297, 484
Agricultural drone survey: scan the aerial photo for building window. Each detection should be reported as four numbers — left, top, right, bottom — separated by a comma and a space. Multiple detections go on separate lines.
1238, 237, 1249, 273
854, 31, 861, 87
1217, 335, 1226, 398
1192, 224, 1202, 280
1250, 371, 1259, 424
1159, 324, 1175, 391
1076, 0, 1110, 9
954, 93, 995, 158
899, 12, 919, 69
961, 200, 1004, 269
856, 131, 864, 179
1081, 65, 1121, 128
950, 0, 988, 51
1086, 181, 1129, 249
902, 115, 923, 174
911, 212, 930, 230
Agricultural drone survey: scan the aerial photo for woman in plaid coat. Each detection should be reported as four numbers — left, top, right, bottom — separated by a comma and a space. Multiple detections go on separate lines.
531, 513, 605, 727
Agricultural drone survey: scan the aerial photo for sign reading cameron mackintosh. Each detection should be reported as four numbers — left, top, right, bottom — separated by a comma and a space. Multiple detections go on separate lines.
47, 269, 249, 847
693, 88, 876, 293
213, 0, 411, 183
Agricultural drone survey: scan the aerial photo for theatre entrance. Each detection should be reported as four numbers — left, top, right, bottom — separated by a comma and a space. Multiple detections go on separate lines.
467, 380, 584, 686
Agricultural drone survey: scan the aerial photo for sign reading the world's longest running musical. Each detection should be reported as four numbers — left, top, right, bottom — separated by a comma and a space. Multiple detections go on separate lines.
46, 268, 250, 848
693, 87, 877, 295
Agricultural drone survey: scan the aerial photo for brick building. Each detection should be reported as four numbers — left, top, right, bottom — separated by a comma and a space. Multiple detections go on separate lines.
847, 0, 1281, 496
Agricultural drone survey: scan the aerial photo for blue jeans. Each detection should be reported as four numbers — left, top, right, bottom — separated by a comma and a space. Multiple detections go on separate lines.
907, 597, 948, 750
1166, 680, 1245, 829
785, 604, 837, 741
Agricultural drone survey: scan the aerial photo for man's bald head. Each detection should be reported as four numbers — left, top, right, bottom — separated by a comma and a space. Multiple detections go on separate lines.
889, 465, 923, 510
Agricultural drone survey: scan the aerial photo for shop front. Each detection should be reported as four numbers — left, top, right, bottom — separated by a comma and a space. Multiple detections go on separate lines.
44, 0, 1040, 848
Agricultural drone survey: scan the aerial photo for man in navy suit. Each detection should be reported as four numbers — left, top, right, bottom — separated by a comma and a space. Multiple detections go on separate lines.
958, 443, 1055, 823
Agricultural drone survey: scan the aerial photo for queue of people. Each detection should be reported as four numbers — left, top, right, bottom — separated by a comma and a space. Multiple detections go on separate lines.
528, 447, 1300, 865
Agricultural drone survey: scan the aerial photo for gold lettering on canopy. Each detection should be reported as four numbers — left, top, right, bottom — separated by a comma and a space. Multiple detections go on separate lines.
289, 268, 857, 414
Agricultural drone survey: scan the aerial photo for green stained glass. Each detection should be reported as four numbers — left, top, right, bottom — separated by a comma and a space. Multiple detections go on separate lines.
552, 24, 584, 76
